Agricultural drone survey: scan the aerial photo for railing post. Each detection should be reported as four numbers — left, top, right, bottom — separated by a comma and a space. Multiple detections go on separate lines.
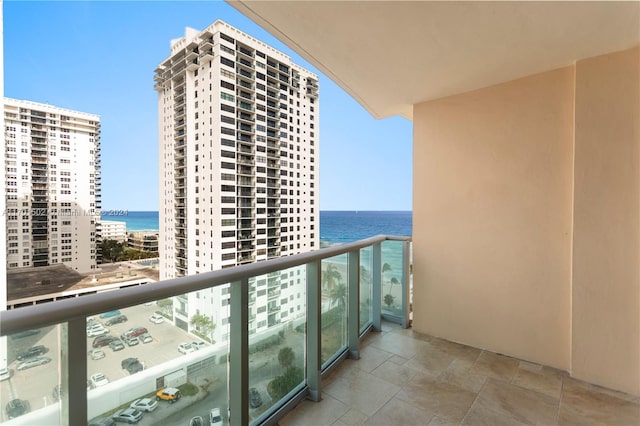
67, 317, 87, 426
229, 279, 249, 426
306, 260, 321, 402
401, 240, 411, 329
347, 250, 360, 359
372, 242, 382, 332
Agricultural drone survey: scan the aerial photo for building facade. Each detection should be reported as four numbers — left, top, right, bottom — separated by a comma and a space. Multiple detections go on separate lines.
127, 231, 159, 252
155, 21, 319, 342
4, 98, 101, 274
99, 220, 127, 243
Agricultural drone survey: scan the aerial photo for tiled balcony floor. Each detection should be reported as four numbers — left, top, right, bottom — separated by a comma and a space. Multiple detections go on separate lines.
279, 322, 640, 425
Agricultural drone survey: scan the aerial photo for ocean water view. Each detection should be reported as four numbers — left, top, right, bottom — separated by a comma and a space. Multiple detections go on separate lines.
102, 210, 412, 244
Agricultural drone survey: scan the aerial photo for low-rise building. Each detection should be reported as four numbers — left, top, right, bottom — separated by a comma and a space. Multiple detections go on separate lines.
99, 220, 127, 242
127, 231, 159, 253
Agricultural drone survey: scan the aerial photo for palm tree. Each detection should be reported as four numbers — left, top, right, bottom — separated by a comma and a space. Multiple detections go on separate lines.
382, 262, 392, 293
330, 282, 347, 311
190, 314, 216, 343
322, 263, 342, 292
384, 294, 395, 308
278, 346, 295, 369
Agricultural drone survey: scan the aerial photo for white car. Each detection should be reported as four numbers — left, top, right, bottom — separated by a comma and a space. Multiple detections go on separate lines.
192, 341, 206, 350
90, 373, 109, 387
209, 408, 223, 426
178, 343, 195, 354
0, 368, 11, 381
149, 314, 165, 324
88, 348, 106, 360
86, 325, 109, 337
130, 397, 158, 412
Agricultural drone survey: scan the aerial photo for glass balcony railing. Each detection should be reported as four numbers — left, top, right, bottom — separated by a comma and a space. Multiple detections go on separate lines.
0, 235, 411, 426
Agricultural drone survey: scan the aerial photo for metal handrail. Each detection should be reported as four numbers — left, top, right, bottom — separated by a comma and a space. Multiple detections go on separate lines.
0, 235, 411, 335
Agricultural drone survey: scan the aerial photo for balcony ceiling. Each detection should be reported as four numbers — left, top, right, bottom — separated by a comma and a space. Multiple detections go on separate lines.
229, 1, 640, 120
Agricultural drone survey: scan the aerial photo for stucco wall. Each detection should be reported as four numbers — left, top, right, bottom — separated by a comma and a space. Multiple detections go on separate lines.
413, 66, 575, 370
413, 47, 640, 395
572, 46, 639, 395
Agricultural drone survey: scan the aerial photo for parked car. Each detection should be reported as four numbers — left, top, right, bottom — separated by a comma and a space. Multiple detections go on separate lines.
0, 368, 11, 381
87, 324, 110, 337
129, 398, 158, 412
99, 310, 121, 319
90, 373, 109, 387
109, 339, 125, 351
88, 348, 106, 360
121, 358, 139, 369
192, 341, 206, 350
121, 327, 148, 340
138, 333, 153, 344
149, 314, 165, 324
249, 387, 263, 409
178, 343, 195, 354
53, 384, 64, 401
209, 408, 223, 426
11, 329, 40, 339
124, 336, 139, 347
17, 356, 51, 370
126, 361, 144, 374
88, 416, 116, 426
105, 315, 128, 326
155, 387, 181, 403
112, 408, 143, 424
16, 345, 47, 360
93, 335, 120, 348
5, 399, 30, 419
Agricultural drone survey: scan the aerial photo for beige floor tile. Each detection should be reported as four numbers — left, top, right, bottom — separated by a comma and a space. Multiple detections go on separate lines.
462, 378, 559, 425
559, 378, 640, 425
324, 368, 400, 416
438, 359, 487, 393
427, 415, 458, 426
396, 372, 477, 423
391, 327, 434, 343
428, 337, 482, 366
371, 359, 420, 386
470, 351, 520, 382
339, 408, 369, 426
511, 367, 563, 400
355, 344, 394, 373
369, 330, 430, 359
405, 345, 457, 375
279, 394, 350, 426
388, 354, 410, 365
364, 397, 432, 426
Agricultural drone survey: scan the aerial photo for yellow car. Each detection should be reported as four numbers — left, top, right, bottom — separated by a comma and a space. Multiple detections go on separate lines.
155, 387, 182, 403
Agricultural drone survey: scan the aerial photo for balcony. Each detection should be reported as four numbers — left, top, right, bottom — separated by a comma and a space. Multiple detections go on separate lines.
1, 236, 412, 425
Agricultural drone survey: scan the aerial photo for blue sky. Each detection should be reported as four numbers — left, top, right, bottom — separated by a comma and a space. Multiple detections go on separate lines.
4, 1, 412, 211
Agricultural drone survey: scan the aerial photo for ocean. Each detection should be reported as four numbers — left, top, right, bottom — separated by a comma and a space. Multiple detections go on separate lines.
102, 210, 413, 244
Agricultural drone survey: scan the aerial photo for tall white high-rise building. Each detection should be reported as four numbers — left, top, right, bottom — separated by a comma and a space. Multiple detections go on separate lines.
155, 21, 319, 341
3, 98, 101, 273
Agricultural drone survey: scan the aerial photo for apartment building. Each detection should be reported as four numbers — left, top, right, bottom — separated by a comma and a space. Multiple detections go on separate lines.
155, 21, 319, 342
4, 98, 101, 274
127, 231, 159, 252
99, 220, 127, 242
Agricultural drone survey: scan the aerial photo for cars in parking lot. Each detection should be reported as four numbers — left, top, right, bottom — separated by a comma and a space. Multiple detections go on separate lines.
178, 342, 195, 354
5, 399, 30, 419
121, 327, 148, 340
129, 398, 158, 412
249, 388, 263, 408
112, 408, 143, 424
99, 310, 121, 319
93, 335, 119, 348
109, 339, 125, 351
17, 356, 51, 370
156, 387, 181, 403
89, 348, 106, 360
209, 408, 223, 426
125, 336, 139, 347
149, 314, 165, 324
138, 333, 153, 344
105, 315, 128, 326
90, 373, 109, 387
16, 344, 47, 360
88, 416, 116, 426
191, 341, 206, 350
121, 357, 144, 374
87, 324, 110, 337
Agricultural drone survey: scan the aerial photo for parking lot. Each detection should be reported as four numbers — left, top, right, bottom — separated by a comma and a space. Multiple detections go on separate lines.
1, 302, 216, 422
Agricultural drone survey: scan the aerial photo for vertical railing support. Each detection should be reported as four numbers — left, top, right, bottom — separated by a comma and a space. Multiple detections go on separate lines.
230, 279, 249, 426
67, 317, 87, 426
306, 260, 322, 402
347, 250, 360, 359
372, 242, 382, 332
401, 240, 411, 329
